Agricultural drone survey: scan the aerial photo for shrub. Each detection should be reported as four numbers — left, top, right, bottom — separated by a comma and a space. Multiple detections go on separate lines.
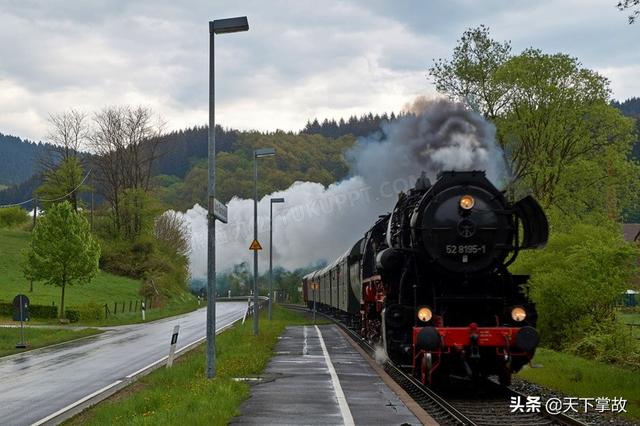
512, 223, 639, 349
29, 304, 58, 319
0, 302, 58, 319
569, 323, 640, 369
65, 309, 80, 323
0, 302, 12, 316
76, 301, 103, 321
0, 207, 29, 228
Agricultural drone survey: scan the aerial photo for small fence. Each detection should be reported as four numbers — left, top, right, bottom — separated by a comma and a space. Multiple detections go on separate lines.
103, 298, 153, 318
626, 323, 640, 340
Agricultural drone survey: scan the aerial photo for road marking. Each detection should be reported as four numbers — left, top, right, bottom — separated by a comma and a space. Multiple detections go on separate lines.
315, 325, 354, 426
303, 325, 309, 355
31, 380, 123, 426
31, 309, 247, 426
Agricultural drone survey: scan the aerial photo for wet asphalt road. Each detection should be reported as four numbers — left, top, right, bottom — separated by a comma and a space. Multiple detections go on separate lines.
0, 302, 247, 426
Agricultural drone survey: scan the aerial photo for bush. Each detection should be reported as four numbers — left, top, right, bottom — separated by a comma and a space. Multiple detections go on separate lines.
76, 301, 103, 321
0, 207, 29, 229
65, 309, 80, 323
29, 304, 58, 319
0, 302, 12, 316
569, 323, 640, 369
99, 236, 155, 279
512, 223, 639, 349
0, 302, 58, 319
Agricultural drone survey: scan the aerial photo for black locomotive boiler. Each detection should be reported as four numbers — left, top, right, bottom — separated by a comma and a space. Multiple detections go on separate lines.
302, 170, 548, 386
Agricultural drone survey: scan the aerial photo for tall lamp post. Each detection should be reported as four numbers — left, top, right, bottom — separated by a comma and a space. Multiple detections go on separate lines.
269, 197, 285, 320
207, 16, 249, 379
253, 148, 276, 335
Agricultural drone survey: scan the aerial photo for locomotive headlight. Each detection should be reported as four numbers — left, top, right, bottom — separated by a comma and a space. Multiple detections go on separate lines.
460, 195, 475, 210
417, 306, 433, 322
511, 306, 527, 322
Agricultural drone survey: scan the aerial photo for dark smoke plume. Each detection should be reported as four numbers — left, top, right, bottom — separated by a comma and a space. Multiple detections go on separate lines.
177, 98, 510, 277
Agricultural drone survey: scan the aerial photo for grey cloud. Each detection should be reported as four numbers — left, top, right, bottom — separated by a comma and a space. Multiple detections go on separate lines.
0, 0, 638, 140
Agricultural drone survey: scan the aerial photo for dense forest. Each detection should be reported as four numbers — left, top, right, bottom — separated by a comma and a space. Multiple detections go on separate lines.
0, 103, 638, 217
612, 97, 640, 160
0, 133, 54, 187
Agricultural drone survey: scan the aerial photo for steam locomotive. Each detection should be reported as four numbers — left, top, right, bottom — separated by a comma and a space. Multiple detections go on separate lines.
302, 170, 548, 386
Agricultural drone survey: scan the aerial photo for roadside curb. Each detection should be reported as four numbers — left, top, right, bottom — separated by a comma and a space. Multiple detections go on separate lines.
32, 302, 265, 426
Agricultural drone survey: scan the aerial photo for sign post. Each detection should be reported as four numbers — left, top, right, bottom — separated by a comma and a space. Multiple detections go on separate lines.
13, 294, 29, 349
167, 325, 180, 368
249, 239, 262, 335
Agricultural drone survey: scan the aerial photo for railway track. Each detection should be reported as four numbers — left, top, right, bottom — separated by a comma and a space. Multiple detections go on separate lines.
282, 304, 588, 426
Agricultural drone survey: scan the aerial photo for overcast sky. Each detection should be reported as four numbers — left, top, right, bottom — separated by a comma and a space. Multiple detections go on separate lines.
0, 0, 638, 141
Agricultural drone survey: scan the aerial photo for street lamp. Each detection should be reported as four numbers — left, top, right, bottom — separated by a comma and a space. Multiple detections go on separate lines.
269, 197, 285, 320
207, 16, 249, 380
253, 147, 276, 336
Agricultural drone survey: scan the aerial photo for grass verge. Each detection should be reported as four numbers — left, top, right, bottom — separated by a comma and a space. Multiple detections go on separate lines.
65, 305, 322, 426
80, 297, 200, 327
0, 229, 141, 306
517, 347, 640, 420
0, 296, 199, 328
0, 327, 103, 357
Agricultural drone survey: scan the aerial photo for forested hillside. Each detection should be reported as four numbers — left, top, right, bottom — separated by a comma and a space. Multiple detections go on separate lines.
612, 97, 640, 161
154, 131, 355, 210
0, 133, 52, 186
0, 113, 391, 209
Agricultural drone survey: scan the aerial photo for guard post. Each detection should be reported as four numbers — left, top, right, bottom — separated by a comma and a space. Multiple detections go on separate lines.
167, 325, 180, 368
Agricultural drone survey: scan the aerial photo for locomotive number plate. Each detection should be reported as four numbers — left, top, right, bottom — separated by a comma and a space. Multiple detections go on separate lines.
445, 244, 486, 254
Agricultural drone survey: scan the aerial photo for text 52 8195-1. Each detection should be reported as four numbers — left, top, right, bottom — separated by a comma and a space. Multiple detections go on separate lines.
445, 244, 486, 254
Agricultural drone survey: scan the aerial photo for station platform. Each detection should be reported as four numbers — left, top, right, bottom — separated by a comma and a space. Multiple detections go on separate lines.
232, 324, 435, 425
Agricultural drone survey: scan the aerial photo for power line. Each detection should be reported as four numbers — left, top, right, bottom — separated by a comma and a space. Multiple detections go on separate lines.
0, 169, 92, 209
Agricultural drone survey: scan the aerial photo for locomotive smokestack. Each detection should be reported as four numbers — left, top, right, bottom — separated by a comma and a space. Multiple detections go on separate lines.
414, 171, 431, 191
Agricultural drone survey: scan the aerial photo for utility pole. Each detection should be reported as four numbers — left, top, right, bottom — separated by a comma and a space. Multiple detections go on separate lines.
207, 16, 249, 379
269, 197, 284, 320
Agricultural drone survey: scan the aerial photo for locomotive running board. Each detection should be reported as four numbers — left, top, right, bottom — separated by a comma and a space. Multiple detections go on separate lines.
513, 195, 549, 249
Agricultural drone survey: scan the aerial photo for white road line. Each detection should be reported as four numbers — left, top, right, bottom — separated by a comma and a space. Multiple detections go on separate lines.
31, 380, 123, 426
315, 325, 355, 426
303, 325, 309, 355
31, 315, 243, 426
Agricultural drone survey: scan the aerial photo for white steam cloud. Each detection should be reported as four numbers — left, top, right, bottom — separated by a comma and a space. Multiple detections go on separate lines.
177, 98, 510, 278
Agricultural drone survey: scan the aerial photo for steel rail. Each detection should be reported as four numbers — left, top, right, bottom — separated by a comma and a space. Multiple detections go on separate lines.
282, 304, 589, 426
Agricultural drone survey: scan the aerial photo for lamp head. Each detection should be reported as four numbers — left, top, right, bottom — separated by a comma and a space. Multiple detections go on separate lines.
211, 17, 249, 34
255, 147, 276, 158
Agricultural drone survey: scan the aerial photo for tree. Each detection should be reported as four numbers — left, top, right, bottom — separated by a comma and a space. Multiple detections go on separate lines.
23, 201, 100, 320
429, 25, 512, 118
430, 28, 640, 214
494, 49, 636, 207
35, 157, 87, 211
89, 106, 165, 237
617, 0, 640, 23
44, 109, 87, 163
154, 211, 190, 259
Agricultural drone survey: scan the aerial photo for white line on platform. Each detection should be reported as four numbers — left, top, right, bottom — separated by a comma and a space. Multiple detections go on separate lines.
315, 325, 355, 426
303, 325, 309, 355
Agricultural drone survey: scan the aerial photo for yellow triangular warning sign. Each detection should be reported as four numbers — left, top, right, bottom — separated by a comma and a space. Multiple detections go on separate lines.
249, 239, 262, 251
